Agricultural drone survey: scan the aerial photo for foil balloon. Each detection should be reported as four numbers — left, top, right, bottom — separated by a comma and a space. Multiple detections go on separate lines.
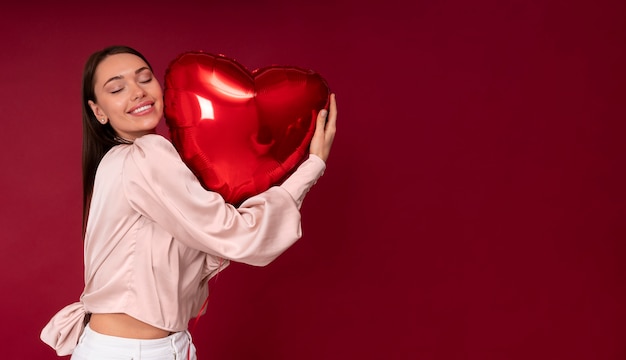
164, 51, 330, 205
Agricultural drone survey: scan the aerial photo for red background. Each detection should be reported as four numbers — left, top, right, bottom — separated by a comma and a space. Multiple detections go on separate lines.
1, 0, 625, 359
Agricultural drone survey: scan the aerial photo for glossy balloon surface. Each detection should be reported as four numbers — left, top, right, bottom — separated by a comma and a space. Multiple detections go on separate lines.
164, 52, 329, 205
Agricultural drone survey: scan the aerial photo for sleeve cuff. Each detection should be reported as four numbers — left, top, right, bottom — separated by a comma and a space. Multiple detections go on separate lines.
280, 155, 326, 209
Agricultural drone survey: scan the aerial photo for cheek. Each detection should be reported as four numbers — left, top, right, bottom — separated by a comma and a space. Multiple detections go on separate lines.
152, 85, 164, 100
98, 98, 127, 116
151, 86, 164, 112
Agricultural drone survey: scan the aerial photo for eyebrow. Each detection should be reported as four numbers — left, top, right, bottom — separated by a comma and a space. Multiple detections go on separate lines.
102, 66, 151, 87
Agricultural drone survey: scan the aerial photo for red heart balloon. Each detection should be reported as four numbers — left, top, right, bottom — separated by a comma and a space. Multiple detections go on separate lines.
164, 52, 330, 205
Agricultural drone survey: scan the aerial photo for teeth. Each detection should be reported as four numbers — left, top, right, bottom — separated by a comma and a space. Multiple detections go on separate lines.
131, 104, 152, 114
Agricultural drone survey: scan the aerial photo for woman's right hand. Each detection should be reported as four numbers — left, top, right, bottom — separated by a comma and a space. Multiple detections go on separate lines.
309, 93, 337, 162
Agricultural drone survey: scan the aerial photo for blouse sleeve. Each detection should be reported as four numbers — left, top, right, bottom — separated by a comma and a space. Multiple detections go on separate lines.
122, 134, 325, 266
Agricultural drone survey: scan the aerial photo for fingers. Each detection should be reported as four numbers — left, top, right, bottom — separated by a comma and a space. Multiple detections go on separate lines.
325, 93, 337, 142
309, 93, 337, 162
314, 108, 328, 140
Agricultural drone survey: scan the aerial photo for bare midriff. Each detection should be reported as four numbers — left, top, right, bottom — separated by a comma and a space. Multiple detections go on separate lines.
89, 313, 171, 339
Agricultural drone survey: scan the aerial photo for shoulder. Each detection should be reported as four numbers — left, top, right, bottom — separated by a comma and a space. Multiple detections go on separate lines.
132, 134, 177, 153
126, 134, 182, 163
121, 133, 204, 203
123, 134, 192, 183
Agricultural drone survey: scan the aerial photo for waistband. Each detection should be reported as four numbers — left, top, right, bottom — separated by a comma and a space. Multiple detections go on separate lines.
81, 323, 190, 352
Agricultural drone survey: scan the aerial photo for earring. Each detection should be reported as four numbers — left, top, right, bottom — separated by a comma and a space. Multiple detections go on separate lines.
101, 118, 106, 124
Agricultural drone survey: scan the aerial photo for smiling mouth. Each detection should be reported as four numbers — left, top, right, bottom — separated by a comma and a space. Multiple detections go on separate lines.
130, 104, 153, 114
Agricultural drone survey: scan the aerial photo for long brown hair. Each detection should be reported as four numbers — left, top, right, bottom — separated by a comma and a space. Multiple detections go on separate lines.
81, 45, 154, 234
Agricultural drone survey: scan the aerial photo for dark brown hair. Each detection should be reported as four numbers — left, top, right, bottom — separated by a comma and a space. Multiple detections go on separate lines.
81, 45, 153, 234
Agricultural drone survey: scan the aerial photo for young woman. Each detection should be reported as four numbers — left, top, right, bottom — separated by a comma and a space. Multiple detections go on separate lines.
41, 45, 337, 359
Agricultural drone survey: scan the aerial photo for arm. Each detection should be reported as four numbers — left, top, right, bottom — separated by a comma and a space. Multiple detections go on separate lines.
122, 135, 322, 266
283, 93, 337, 208
122, 94, 337, 266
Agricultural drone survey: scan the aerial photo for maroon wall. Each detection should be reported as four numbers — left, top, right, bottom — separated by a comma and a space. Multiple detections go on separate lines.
1, 0, 624, 359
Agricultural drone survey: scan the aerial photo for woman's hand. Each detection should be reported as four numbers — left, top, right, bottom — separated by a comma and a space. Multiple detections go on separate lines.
309, 93, 337, 162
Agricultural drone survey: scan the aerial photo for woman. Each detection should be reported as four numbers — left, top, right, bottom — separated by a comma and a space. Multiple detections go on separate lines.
40, 45, 337, 359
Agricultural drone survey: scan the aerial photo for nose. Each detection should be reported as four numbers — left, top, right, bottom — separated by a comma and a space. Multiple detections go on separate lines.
131, 83, 146, 101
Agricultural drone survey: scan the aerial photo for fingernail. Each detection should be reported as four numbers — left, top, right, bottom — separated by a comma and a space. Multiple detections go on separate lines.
320, 109, 328, 118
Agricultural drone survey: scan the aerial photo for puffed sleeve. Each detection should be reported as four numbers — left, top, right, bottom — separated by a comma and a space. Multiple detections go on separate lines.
122, 134, 325, 266
40, 301, 86, 356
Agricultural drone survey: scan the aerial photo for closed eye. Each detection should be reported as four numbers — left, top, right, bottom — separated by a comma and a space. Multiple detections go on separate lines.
137, 68, 153, 84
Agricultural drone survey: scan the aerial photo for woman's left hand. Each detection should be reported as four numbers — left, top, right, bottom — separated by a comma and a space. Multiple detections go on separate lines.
309, 93, 337, 162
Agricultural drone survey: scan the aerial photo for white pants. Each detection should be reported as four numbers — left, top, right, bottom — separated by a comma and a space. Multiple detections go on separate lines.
71, 324, 197, 360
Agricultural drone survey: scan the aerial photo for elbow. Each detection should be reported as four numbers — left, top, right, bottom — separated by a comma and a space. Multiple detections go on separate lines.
231, 232, 302, 267
246, 258, 275, 267
234, 247, 287, 267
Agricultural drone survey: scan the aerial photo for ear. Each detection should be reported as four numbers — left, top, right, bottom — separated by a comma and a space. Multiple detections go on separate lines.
88, 100, 108, 124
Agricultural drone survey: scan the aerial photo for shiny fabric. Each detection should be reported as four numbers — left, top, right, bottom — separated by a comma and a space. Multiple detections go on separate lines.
164, 51, 329, 205
41, 134, 325, 356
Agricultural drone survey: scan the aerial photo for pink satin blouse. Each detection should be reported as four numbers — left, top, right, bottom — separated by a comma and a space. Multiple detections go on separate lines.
40, 134, 325, 355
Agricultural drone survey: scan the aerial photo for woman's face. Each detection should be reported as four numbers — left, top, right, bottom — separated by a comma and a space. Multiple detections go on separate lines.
88, 53, 163, 141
